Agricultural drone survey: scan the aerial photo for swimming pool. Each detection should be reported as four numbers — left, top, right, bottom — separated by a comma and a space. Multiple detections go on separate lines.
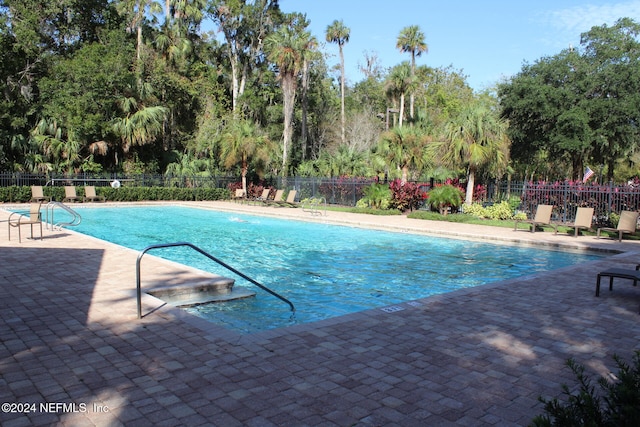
69, 205, 602, 333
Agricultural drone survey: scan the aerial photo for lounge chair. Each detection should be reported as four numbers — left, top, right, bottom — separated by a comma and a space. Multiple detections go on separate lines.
251, 188, 271, 205
514, 204, 557, 233
595, 266, 640, 313
30, 185, 51, 203
558, 207, 594, 237
277, 190, 299, 207
8, 203, 43, 242
63, 186, 81, 203
597, 210, 639, 242
232, 188, 246, 203
265, 189, 285, 206
83, 186, 105, 202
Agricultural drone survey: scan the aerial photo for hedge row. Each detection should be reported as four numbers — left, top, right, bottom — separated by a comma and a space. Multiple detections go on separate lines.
0, 186, 231, 203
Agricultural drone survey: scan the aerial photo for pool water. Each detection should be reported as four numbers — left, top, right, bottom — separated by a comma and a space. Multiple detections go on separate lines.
69, 206, 602, 333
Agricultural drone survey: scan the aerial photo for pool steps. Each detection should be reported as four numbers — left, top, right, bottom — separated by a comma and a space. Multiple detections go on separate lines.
147, 277, 256, 307
137, 242, 295, 319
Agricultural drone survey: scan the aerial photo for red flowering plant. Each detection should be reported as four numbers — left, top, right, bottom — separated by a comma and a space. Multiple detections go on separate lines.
388, 179, 428, 212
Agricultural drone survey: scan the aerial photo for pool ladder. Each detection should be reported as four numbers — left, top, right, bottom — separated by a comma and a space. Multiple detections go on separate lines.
136, 242, 296, 319
45, 201, 82, 230
302, 196, 327, 216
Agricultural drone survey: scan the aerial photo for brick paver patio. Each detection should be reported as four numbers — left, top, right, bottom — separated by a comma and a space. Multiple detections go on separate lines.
1, 201, 639, 426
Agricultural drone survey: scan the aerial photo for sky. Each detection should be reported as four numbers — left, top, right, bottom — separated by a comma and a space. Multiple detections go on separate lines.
277, 0, 640, 91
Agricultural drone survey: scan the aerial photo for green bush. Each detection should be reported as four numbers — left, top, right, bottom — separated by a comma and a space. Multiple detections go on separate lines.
485, 201, 515, 220
461, 202, 486, 217
462, 201, 518, 220
609, 212, 620, 228
0, 186, 230, 203
427, 185, 463, 215
359, 183, 392, 209
532, 352, 640, 426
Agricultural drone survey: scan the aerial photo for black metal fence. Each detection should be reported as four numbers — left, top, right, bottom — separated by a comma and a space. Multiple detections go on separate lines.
3, 173, 640, 223
488, 181, 640, 225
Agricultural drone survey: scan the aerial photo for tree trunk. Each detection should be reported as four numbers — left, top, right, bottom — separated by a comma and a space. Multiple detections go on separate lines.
282, 74, 296, 175
301, 58, 309, 161
398, 93, 405, 127
339, 46, 345, 144
229, 50, 239, 112
465, 168, 475, 205
401, 165, 409, 184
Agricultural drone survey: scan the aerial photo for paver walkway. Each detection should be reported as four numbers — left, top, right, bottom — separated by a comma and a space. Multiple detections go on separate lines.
1, 201, 639, 426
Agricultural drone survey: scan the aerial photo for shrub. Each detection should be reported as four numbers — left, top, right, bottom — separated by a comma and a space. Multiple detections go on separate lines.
485, 201, 515, 220
532, 352, 640, 426
360, 183, 392, 209
427, 185, 463, 215
388, 179, 427, 212
0, 186, 230, 203
513, 211, 527, 221
609, 211, 620, 228
461, 203, 486, 218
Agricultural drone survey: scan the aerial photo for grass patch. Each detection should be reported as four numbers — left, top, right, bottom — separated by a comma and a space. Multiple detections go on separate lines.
407, 211, 515, 227
325, 206, 403, 216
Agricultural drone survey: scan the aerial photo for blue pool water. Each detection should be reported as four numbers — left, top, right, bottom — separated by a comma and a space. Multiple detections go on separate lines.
68, 206, 602, 333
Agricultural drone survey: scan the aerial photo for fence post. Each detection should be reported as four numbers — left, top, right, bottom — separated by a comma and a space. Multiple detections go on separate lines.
562, 182, 568, 222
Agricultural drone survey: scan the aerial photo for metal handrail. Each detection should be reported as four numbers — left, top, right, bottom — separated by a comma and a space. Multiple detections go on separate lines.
136, 242, 296, 319
45, 201, 81, 230
302, 196, 327, 216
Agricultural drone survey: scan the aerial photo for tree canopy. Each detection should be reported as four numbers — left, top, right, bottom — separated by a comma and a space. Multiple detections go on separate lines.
2, 0, 638, 191
499, 18, 640, 182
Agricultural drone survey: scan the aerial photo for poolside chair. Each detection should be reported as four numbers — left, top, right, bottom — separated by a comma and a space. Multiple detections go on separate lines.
83, 185, 105, 202
277, 190, 299, 207
251, 188, 271, 205
232, 188, 246, 203
597, 210, 639, 242
265, 189, 285, 206
8, 203, 43, 242
30, 185, 51, 203
514, 204, 557, 233
595, 265, 640, 313
559, 206, 594, 237
63, 186, 81, 203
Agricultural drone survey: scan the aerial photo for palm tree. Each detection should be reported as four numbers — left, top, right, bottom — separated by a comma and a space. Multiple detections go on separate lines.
432, 101, 510, 205
111, 83, 169, 165
219, 119, 270, 194
326, 19, 350, 144
31, 118, 81, 173
397, 25, 428, 121
265, 26, 310, 176
377, 126, 431, 183
385, 62, 412, 127
164, 151, 213, 187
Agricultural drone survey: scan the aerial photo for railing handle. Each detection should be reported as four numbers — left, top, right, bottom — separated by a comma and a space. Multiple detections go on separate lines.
136, 242, 295, 319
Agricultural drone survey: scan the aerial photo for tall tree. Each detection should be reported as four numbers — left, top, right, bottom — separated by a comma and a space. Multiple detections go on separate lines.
385, 62, 412, 127
396, 25, 427, 121
284, 12, 317, 162
208, 0, 280, 113
116, 0, 163, 66
580, 17, 640, 181
433, 100, 510, 205
499, 18, 640, 182
326, 19, 350, 144
265, 26, 310, 175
